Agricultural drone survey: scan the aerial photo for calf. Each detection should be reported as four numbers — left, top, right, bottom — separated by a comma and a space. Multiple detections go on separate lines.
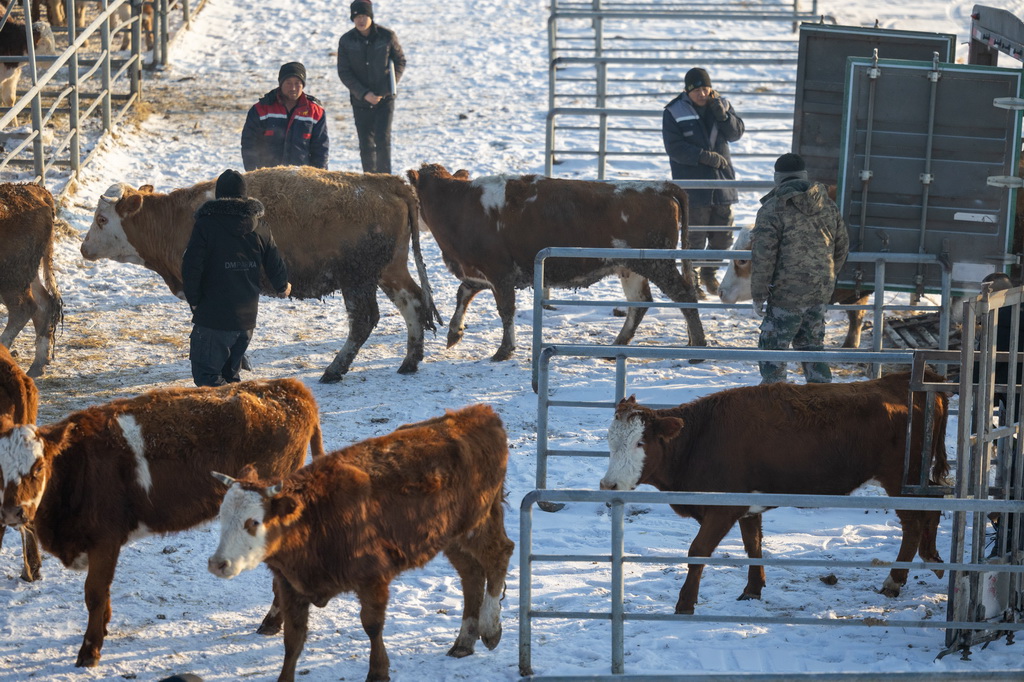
408, 163, 705, 361
601, 371, 949, 614
0, 343, 41, 581
0, 182, 62, 377
0, 378, 324, 667
209, 404, 515, 682
0, 18, 56, 127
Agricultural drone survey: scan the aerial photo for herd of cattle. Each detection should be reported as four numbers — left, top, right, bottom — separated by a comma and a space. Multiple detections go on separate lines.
0, 163, 963, 678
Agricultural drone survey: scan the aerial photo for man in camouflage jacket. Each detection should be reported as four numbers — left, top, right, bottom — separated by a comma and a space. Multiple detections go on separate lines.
750, 153, 849, 384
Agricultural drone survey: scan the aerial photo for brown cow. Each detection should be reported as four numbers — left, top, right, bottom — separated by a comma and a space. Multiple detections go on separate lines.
600, 371, 948, 615
0, 343, 41, 581
81, 166, 439, 383
0, 183, 63, 378
0, 17, 56, 127
407, 163, 705, 361
208, 404, 515, 682
0, 378, 324, 667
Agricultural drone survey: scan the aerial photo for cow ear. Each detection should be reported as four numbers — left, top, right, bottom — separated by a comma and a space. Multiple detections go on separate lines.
138, 184, 154, 193
269, 493, 303, 526
615, 395, 638, 418
40, 420, 75, 455
652, 416, 684, 441
236, 463, 259, 483
406, 169, 418, 186
453, 169, 471, 180
118, 193, 144, 218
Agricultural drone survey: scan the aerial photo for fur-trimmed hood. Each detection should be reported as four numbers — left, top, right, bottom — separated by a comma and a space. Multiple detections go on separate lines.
194, 197, 265, 235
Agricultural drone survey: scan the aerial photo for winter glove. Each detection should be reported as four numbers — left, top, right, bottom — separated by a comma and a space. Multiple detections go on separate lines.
707, 95, 729, 121
752, 301, 766, 317
698, 149, 728, 170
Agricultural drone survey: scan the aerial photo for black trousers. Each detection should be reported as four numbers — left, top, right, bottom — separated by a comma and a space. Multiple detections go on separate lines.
189, 325, 253, 387
353, 98, 395, 173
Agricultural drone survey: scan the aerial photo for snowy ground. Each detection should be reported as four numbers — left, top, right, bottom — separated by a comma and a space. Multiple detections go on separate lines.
1, 0, 1023, 680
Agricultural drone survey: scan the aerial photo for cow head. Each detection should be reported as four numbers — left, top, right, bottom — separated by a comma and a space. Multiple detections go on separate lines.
0, 422, 74, 528
717, 227, 753, 304
32, 22, 57, 56
601, 396, 683, 491
207, 467, 302, 579
81, 183, 151, 264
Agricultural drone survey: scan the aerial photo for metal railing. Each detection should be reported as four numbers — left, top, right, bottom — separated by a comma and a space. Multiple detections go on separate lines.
545, 0, 829, 179
518, 489, 1024, 677
0, 0, 205, 193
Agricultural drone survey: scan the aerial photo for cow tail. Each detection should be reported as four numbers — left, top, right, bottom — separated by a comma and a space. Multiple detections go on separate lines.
407, 194, 442, 331
667, 183, 692, 278
309, 420, 325, 460
929, 391, 950, 483
41, 226, 64, 360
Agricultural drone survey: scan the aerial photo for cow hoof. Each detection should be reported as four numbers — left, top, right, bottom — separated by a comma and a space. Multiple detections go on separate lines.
687, 358, 705, 365
880, 576, 903, 598
256, 621, 281, 636
490, 349, 514, 362
737, 591, 761, 601
396, 360, 419, 375
27, 364, 45, 378
481, 627, 502, 650
537, 501, 565, 512
319, 370, 343, 384
19, 568, 41, 582
674, 606, 695, 615
446, 644, 475, 658
75, 650, 100, 668
446, 329, 464, 348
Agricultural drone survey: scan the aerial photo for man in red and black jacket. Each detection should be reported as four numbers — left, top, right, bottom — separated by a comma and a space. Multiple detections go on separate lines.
241, 62, 329, 171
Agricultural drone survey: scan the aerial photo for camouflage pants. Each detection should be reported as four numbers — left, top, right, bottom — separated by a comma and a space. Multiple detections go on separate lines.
757, 303, 831, 384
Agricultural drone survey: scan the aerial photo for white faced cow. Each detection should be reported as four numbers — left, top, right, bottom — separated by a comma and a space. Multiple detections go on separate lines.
81, 167, 440, 383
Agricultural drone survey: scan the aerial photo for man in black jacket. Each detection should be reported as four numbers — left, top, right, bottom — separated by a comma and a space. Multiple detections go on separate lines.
241, 62, 329, 171
663, 67, 745, 297
337, 0, 405, 173
181, 170, 291, 387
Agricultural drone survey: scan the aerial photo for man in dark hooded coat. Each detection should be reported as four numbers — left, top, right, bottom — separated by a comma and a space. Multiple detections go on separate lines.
181, 169, 290, 387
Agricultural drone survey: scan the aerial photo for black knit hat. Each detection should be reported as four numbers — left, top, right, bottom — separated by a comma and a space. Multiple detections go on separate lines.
684, 67, 712, 92
215, 169, 246, 199
277, 62, 306, 86
773, 153, 808, 185
350, 0, 373, 19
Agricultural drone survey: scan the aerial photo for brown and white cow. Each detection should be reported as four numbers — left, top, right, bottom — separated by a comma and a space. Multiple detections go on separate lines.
0, 343, 41, 581
407, 164, 705, 361
718, 226, 870, 348
0, 378, 324, 667
601, 371, 949, 615
0, 182, 63, 378
81, 166, 440, 383
0, 17, 56, 127
209, 403, 515, 682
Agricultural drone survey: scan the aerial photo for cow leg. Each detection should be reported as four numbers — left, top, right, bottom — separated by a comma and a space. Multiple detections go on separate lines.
447, 279, 486, 349
20, 523, 42, 582
445, 498, 514, 656
916, 509, 945, 578
276, 576, 312, 682
640, 261, 706, 355
443, 542, 485, 658
611, 270, 651, 346
357, 579, 393, 682
881, 509, 925, 598
492, 283, 518, 362
0, 69, 20, 126
378, 279, 425, 375
256, 579, 283, 635
737, 514, 765, 601
320, 281, 380, 383
0, 289, 35, 357
675, 511, 740, 615
77, 544, 121, 667
27, 275, 57, 378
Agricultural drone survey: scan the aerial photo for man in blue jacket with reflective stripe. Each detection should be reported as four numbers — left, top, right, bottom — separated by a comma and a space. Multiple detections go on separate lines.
241, 62, 329, 171
663, 67, 744, 297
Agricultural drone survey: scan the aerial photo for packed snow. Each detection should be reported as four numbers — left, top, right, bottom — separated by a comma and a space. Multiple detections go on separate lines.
1, 0, 1022, 680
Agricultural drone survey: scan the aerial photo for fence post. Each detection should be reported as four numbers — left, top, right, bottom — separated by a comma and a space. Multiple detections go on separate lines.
68, 0, 81, 176
610, 499, 625, 674
130, 0, 141, 100
21, 0, 44, 180
100, 0, 112, 131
